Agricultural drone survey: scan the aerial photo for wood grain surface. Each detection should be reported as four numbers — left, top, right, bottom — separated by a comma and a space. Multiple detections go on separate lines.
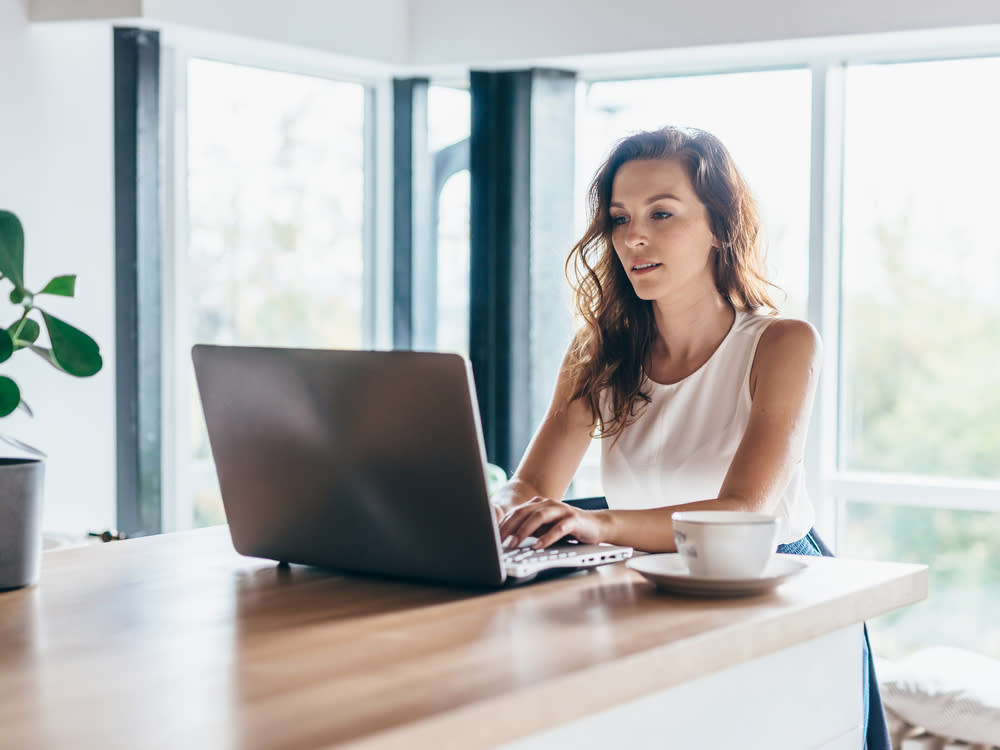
0, 526, 927, 750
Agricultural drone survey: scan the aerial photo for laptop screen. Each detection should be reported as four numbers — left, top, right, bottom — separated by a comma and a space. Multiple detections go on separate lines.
193, 346, 507, 586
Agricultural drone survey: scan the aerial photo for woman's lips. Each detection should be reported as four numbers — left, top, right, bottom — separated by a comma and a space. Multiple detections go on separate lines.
631, 262, 661, 275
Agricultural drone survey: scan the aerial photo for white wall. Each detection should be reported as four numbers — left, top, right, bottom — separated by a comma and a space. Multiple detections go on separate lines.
147, 0, 411, 66
1, 0, 117, 534
408, 0, 1000, 67
27, 0, 1000, 69
30, 0, 413, 66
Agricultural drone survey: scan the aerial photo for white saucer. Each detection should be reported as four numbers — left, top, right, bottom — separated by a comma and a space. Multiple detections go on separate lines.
626, 553, 809, 597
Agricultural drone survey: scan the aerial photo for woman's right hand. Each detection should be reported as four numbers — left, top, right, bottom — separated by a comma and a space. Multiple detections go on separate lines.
498, 496, 610, 550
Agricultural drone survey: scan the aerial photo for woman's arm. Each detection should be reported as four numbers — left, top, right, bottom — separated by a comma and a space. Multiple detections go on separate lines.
716, 318, 823, 512
491, 350, 596, 518
501, 318, 822, 551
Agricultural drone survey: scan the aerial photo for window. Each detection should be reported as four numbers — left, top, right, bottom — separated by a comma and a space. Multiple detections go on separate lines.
428, 84, 471, 357
434, 170, 470, 356
842, 502, 1000, 657
840, 58, 1000, 481
837, 56, 1000, 659
183, 59, 367, 527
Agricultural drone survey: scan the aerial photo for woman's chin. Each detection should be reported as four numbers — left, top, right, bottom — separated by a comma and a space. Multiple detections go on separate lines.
629, 283, 662, 302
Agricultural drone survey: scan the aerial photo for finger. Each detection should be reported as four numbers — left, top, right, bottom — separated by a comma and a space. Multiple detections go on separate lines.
499, 510, 526, 547
504, 504, 568, 548
498, 508, 525, 538
500, 508, 536, 546
533, 517, 577, 549
505, 505, 557, 539
498, 497, 549, 536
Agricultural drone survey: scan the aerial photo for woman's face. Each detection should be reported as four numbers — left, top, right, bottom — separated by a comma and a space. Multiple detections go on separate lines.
608, 157, 718, 303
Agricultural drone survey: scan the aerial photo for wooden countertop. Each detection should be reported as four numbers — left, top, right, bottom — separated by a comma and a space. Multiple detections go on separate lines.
0, 525, 927, 750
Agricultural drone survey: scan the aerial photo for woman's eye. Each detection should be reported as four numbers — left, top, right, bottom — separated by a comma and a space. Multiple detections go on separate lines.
652, 211, 673, 220
610, 216, 628, 226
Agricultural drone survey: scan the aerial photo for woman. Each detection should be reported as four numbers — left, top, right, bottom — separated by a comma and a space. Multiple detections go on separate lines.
495, 126, 818, 550
493, 126, 889, 749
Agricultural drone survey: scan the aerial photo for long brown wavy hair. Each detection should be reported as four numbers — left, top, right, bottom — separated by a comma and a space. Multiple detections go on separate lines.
564, 126, 779, 439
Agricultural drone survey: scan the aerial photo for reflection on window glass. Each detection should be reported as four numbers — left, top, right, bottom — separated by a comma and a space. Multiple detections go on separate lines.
429, 85, 470, 356
842, 500, 1000, 659
573, 69, 811, 498
187, 59, 366, 527
841, 58, 1000, 480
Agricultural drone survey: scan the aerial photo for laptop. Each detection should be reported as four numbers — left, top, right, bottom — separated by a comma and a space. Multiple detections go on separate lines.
191, 345, 633, 587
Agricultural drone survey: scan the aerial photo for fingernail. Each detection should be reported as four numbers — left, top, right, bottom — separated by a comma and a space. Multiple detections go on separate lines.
502, 535, 513, 548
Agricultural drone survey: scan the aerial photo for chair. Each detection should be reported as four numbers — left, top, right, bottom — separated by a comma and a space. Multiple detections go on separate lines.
563, 496, 610, 511
878, 647, 1000, 750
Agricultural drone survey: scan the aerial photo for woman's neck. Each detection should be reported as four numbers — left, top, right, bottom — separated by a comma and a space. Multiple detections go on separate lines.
646, 293, 735, 384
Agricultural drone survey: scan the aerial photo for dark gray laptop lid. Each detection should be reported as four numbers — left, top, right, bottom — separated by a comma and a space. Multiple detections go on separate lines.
192, 345, 507, 587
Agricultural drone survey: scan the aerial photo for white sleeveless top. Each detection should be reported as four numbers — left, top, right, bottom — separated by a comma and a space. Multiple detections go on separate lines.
600, 310, 814, 545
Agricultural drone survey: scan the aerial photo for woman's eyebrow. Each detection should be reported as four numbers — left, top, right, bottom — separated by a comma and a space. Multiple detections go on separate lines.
609, 192, 682, 208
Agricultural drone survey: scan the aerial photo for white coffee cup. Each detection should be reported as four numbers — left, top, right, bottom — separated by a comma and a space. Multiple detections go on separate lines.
671, 511, 779, 579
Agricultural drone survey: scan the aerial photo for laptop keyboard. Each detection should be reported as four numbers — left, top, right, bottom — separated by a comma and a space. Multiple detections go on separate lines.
502, 546, 580, 564
502, 540, 633, 579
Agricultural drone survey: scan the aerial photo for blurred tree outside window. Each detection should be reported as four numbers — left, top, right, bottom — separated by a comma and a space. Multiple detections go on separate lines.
839, 57, 1000, 659
186, 59, 366, 527
844, 502, 1000, 658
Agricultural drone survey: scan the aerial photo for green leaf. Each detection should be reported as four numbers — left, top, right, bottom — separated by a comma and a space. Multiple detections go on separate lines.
0, 376, 20, 418
40, 311, 103, 377
9, 287, 31, 305
10, 318, 40, 347
0, 210, 25, 288
38, 275, 77, 297
0, 329, 12, 364
28, 345, 79, 381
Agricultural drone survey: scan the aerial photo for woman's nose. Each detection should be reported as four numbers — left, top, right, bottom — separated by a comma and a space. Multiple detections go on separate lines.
625, 220, 647, 247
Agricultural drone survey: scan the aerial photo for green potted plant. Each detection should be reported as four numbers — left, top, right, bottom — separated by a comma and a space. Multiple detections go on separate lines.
0, 209, 103, 590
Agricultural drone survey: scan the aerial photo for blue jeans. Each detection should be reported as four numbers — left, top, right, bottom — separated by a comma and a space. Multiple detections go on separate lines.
777, 531, 891, 750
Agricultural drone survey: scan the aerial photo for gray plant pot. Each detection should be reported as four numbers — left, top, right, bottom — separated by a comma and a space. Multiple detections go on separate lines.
0, 457, 45, 591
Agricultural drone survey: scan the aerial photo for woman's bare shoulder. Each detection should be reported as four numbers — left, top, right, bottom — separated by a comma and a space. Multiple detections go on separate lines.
751, 317, 822, 389
759, 317, 821, 358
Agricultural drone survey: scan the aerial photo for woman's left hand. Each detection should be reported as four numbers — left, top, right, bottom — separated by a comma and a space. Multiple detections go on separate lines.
498, 497, 609, 549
